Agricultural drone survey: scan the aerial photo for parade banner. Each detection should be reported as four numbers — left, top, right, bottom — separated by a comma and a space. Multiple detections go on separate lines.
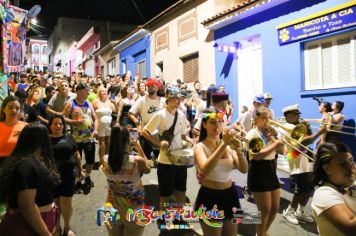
4, 5, 27, 72
0, 72, 8, 105
277, 1, 356, 45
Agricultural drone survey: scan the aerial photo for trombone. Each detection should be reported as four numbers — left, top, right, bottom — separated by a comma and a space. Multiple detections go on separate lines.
229, 124, 314, 162
303, 119, 356, 136
268, 120, 315, 162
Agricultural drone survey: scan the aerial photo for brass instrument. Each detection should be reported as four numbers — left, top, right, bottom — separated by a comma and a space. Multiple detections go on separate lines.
269, 119, 307, 141
247, 137, 264, 154
268, 120, 315, 161
227, 126, 264, 154
228, 122, 314, 161
303, 118, 356, 136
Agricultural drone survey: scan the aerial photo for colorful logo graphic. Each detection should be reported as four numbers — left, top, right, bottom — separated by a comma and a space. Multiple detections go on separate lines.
126, 204, 224, 228
279, 28, 290, 43
96, 203, 120, 229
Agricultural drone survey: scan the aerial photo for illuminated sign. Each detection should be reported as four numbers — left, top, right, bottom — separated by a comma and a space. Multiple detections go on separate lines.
277, 1, 356, 45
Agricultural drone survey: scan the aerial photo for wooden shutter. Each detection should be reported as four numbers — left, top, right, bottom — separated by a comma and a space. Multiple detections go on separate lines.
183, 54, 199, 83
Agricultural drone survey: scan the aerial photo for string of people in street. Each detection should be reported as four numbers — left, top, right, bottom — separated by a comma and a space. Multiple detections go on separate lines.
0, 71, 355, 236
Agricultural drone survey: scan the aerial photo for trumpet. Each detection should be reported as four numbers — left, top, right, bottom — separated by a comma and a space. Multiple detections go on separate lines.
303, 118, 356, 136
227, 126, 264, 154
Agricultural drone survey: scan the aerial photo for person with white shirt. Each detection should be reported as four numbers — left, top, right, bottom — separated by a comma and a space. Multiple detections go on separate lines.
128, 78, 165, 160
264, 92, 275, 120
235, 94, 265, 133
235, 94, 265, 201
280, 104, 326, 225
194, 108, 248, 236
141, 87, 191, 215
311, 142, 356, 236
245, 106, 285, 236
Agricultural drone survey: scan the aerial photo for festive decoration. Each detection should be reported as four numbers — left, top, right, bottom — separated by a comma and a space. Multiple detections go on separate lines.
2, 5, 31, 73
0, 72, 7, 105
285, 150, 299, 161
22, 5, 41, 31
4, 6, 13, 23
201, 111, 226, 121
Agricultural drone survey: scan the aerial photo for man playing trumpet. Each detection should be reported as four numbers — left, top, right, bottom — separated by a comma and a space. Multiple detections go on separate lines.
279, 104, 326, 225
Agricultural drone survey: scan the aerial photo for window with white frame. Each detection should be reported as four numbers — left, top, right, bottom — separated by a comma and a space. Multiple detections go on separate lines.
135, 60, 146, 79
304, 31, 356, 90
108, 57, 116, 76
121, 59, 127, 74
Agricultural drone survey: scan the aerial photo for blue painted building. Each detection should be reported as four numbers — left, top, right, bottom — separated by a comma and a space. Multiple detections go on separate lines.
203, 0, 356, 123
113, 28, 151, 79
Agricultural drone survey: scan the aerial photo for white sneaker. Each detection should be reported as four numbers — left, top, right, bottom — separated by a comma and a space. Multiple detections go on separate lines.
295, 211, 314, 223
282, 209, 299, 225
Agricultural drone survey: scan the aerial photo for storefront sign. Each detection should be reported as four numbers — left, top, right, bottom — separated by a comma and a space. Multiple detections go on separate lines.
277, 1, 356, 45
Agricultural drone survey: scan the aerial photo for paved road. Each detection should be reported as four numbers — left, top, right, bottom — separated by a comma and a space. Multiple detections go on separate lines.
70, 154, 319, 236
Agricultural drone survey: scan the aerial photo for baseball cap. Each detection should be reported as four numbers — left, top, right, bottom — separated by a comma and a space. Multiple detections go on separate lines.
166, 86, 182, 99
207, 85, 218, 94
201, 86, 208, 92
253, 94, 266, 104
145, 77, 161, 87
282, 104, 301, 114
76, 83, 90, 91
264, 92, 273, 100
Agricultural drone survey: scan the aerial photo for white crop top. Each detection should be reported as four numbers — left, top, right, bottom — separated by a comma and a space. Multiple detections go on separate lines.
198, 142, 234, 183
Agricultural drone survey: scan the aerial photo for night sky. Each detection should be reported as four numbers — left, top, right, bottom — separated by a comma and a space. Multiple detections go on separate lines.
18, 0, 178, 36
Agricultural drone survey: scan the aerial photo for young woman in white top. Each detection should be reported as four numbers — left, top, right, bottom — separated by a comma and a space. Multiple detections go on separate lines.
194, 108, 248, 236
92, 86, 116, 166
103, 125, 150, 236
311, 142, 356, 236
245, 106, 285, 236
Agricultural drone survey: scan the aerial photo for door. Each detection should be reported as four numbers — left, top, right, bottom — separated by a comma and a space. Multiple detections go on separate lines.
237, 40, 262, 110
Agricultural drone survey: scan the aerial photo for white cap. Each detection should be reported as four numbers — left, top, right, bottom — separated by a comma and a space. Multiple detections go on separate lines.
201, 86, 209, 91
282, 104, 301, 114
264, 92, 272, 99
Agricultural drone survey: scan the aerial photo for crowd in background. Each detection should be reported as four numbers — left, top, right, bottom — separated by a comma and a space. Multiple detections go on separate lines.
0, 69, 354, 236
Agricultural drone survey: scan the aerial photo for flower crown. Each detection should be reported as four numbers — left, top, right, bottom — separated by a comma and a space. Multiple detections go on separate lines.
201, 111, 225, 121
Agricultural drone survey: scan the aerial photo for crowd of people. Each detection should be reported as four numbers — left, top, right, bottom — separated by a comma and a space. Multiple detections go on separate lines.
0, 70, 355, 236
